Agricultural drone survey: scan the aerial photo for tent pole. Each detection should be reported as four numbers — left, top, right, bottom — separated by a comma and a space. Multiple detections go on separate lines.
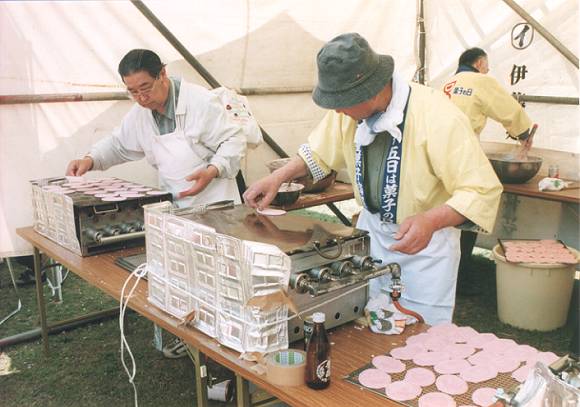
514, 94, 578, 105
0, 88, 315, 105
0, 92, 129, 105
417, 0, 426, 84
502, 0, 578, 68
130, 0, 288, 161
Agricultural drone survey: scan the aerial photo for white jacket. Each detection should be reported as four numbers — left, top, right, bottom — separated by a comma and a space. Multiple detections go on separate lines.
89, 80, 248, 186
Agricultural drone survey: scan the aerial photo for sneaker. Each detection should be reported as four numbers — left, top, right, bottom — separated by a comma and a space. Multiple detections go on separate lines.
162, 338, 188, 359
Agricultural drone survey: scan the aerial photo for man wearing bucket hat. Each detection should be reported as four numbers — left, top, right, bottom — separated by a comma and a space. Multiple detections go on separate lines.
244, 33, 502, 324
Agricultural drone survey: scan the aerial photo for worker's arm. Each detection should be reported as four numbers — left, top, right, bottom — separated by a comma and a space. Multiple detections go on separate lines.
243, 156, 308, 209
480, 76, 533, 140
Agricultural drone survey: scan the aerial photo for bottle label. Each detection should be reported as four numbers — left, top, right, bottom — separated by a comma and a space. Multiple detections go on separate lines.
316, 359, 331, 382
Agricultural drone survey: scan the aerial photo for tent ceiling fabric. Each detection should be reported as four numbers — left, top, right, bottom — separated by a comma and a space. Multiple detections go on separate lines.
0, 0, 577, 256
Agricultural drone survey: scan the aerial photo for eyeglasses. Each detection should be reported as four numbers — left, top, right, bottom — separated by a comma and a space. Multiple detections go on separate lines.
127, 76, 159, 99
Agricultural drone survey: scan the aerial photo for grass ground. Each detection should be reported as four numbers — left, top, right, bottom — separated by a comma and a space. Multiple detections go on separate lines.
0, 210, 577, 406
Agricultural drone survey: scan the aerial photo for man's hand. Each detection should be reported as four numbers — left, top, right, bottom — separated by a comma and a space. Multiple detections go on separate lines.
243, 174, 283, 210
390, 205, 466, 254
66, 157, 94, 176
390, 213, 437, 254
178, 165, 219, 198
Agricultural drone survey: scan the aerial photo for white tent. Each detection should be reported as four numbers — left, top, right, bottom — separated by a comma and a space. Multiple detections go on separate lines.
1, 0, 578, 256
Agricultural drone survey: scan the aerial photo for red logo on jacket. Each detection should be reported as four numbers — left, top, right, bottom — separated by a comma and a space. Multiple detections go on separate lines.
443, 81, 456, 98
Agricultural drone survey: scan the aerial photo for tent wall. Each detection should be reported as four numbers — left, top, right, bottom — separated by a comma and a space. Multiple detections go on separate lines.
0, 0, 577, 256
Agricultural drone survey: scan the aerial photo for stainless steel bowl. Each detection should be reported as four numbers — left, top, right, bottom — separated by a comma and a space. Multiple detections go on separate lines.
487, 153, 543, 184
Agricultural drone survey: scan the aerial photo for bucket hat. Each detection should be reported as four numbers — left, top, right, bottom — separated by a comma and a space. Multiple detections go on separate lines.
312, 33, 394, 109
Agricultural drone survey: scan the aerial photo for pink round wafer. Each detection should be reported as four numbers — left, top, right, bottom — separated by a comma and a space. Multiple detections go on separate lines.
118, 192, 143, 198
413, 351, 452, 366
404, 367, 435, 387
257, 208, 286, 216
95, 193, 113, 198
468, 350, 499, 366
357, 368, 391, 389
130, 187, 152, 192
424, 336, 452, 351
436, 374, 468, 395
460, 365, 498, 383
428, 322, 458, 334
418, 392, 456, 407
385, 380, 422, 402
526, 351, 559, 366
406, 333, 432, 346
472, 387, 497, 407
511, 364, 532, 383
146, 190, 168, 195
101, 196, 126, 202
443, 344, 476, 359
453, 326, 479, 343
491, 356, 521, 373
372, 355, 405, 373
390, 344, 426, 360
482, 338, 518, 354
510, 344, 538, 362
434, 359, 472, 375
467, 333, 497, 348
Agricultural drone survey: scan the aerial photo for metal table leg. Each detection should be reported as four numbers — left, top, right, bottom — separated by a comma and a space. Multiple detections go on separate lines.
33, 247, 49, 355
236, 374, 251, 407
186, 345, 209, 407
0, 258, 22, 325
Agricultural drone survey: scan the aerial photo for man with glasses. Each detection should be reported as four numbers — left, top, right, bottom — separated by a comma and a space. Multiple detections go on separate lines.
66, 49, 254, 208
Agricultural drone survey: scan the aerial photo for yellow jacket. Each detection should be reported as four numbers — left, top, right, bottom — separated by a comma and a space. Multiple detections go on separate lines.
443, 72, 532, 138
299, 83, 503, 233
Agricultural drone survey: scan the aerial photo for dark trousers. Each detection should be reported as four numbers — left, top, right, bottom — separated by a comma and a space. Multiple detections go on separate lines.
459, 230, 478, 276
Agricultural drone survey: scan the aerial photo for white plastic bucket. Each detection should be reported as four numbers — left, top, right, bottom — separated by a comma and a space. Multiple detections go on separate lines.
492, 244, 579, 331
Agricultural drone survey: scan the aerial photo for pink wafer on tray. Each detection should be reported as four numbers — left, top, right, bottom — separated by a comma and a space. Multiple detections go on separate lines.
346, 326, 553, 406
385, 380, 422, 401
357, 368, 391, 389
500, 239, 577, 264
372, 355, 405, 373
419, 392, 456, 407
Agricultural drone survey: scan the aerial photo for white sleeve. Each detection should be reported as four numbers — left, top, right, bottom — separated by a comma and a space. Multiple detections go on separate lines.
196, 94, 246, 178
88, 115, 145, 171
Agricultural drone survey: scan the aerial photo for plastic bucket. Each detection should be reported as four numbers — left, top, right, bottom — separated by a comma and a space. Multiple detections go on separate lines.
492, 244, 579, 331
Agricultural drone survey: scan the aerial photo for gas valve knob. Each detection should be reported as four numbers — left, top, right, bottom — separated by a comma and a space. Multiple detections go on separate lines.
290, 273, 312, 294
85, 228, 103, 244
330, 260, 353, 278
308, 267, 332, 283
351, 255, 375, 272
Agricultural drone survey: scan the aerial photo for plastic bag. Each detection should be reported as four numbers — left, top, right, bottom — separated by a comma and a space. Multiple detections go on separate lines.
364, 294, 417, 335
538, 177, 570, 192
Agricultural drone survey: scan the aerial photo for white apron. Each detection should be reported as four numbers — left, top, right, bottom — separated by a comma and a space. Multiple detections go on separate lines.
151, 108, 240, 209
357, 208, 461, 325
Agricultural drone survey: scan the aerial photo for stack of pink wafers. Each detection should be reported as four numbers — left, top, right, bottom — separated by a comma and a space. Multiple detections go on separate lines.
346, 323, 560, 406
501, 240, 577, 265
43, 177, 167, 202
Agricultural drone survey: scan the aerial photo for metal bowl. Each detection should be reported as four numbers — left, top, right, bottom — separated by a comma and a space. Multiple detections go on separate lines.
272, 183, 304, 206
487, 153, 543, 184
265, 158, 337, 193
